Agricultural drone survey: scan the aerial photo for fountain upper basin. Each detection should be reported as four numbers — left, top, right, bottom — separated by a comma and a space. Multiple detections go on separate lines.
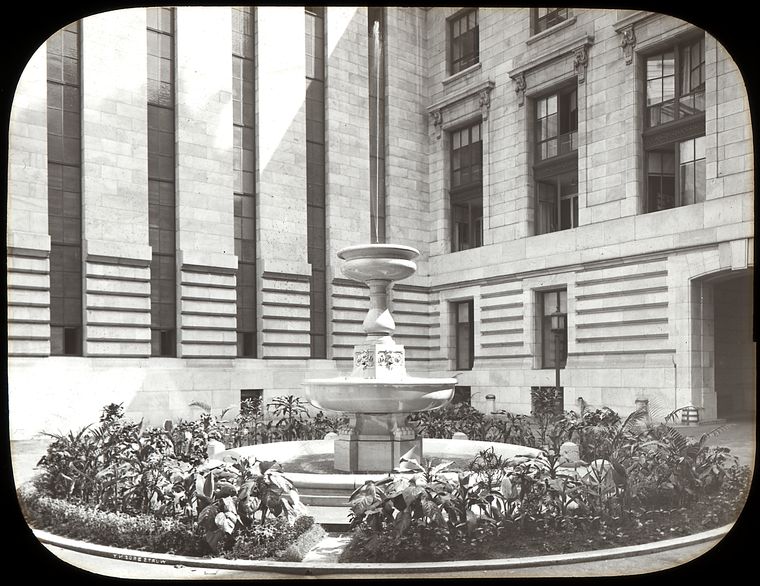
337, 243, 419, 282
303, 377, 456, 413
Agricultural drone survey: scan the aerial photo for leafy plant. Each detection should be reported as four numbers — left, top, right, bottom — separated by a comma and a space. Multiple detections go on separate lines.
346, 448, 510, 562
489, 411, 539, 447
192, 455, 308, 553
227, 515, 318, 560
267, 395, 310, 442
531, 386, 563, 447
36, 424, 100, 502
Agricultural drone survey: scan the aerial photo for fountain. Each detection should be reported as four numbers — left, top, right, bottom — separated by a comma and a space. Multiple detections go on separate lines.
303, 243, 457, 472
299, 22, 457, 472
214, 20, 537, 519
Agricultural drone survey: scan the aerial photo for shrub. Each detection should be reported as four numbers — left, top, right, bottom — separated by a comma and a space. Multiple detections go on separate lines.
18, 482, 204, 556
409, 403, 540, 446
35, 404, 178, 515
227, 515, 320, 561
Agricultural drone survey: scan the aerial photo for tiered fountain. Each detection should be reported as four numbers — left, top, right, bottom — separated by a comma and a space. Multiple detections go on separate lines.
303, 243, 457, 472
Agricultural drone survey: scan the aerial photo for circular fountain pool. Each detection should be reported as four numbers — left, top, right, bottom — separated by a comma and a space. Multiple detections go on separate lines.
216, 437, 542, 528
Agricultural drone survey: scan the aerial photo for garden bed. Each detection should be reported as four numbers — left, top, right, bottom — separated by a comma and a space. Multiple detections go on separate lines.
16, 399, 753, 570
338, 471, 750, 563
17, 481, 324, 562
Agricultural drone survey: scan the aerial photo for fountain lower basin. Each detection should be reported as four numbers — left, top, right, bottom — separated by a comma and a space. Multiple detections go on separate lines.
304, 377, 457, 413
217, 438, 542, 528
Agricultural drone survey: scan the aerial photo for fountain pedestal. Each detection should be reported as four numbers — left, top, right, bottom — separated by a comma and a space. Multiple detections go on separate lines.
335, 412, 420, 473
334, 339, 419, 472
304, 244, 456, 473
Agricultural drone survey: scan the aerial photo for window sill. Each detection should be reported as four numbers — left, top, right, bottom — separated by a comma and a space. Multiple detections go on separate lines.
527, 16, 577, 45
443, 62, 481, 87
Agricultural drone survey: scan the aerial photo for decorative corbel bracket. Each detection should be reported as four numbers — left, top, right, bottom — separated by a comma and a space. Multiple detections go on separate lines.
512, 72, 527, 107
430, 108, 443, 139
479, 86, 493, 120
573, 45, 589, 83
619, 25, 636, 65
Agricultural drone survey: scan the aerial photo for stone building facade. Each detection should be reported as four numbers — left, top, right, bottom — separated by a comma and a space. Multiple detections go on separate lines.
6, 7, 754, 438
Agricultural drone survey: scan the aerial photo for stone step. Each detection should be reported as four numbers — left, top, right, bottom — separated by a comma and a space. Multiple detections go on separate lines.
300, 532, 354, 563
300, 493, 351, 507
306, 504, 352, 529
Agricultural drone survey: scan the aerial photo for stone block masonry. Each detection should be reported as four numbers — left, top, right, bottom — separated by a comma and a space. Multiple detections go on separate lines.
7, 46, 51, 357
5, 7, 754, 437
80, 10, 153, 357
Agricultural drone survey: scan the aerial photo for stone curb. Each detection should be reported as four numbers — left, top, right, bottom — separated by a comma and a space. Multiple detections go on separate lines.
33, 523, 733, 575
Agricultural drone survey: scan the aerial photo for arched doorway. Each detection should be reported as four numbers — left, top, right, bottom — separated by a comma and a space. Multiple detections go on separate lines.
713, 272, 755, 419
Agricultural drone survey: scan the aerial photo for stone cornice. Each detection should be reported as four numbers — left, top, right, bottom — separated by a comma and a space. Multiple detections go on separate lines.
507, 33, 594, 79
508, 33, 594, 104
7, 246, 50, 259
262, 271, 312, 283
427, 79, 496, 138
428, 240, 732, 292
86, 254, 151, 268
612, 10, 657, 33
427, 80, 495, 113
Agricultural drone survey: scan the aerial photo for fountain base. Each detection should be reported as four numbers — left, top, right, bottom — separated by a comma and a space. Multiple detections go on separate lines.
333, 412, 420, 472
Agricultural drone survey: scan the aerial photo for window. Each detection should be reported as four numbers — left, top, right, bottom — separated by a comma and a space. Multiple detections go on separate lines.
643, 36, 706, 213
306, 6, 326, 358
233, 6, 257, 358
47, 21, 82, 356
539, 289, 567, 369
533, 85, 578, 235
454, 300, 474, 370
450, 121, 483, 251
449, 8, 478, 75
452, 386, 472, 406
535, 88, 577, 162
532, 8, 572, 34
147, 7, 176, 357
241, 389, 263, 410
536, 173, 578, 234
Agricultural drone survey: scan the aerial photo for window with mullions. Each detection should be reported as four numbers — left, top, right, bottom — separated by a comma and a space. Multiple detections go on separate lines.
450, 121, 483, 252
449, 8, 478, 75
533, 8, 572, 34
47, 21, 83, 356
643, 36, 706, 213
533, 86, 578, 235
147, 6, 176, 357
233, 6, 257, 358
454, 300, 474, 370
535, 88, 577, 162
539, 289, 567, 369
536, 173, 578, 234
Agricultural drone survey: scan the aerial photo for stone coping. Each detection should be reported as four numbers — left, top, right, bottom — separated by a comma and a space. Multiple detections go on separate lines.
33, 524, 732, 576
